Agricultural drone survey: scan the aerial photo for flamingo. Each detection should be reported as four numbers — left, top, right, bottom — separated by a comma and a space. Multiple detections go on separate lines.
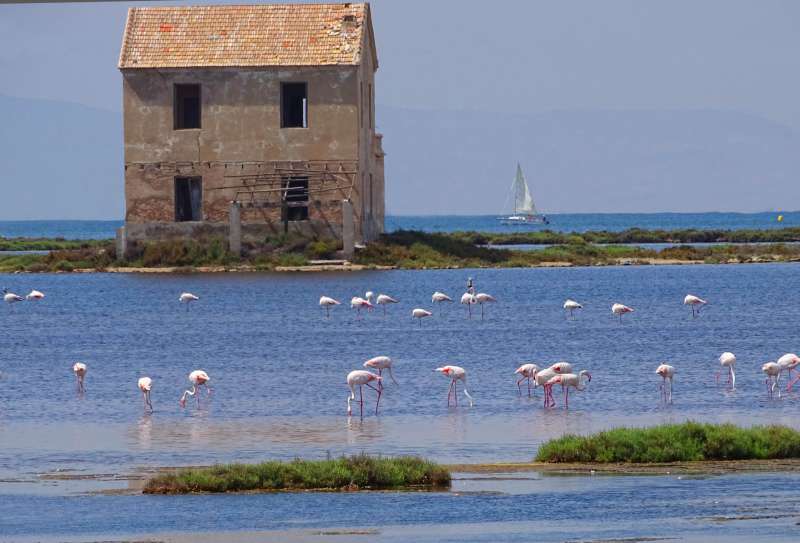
611, 303, 634, 323
545, 370, 592, 409
3, 288, 23, 306
72, 362, 87, 393
778, 353, 800, 391
474, 293, 496, 320
431, 291, 453, 314
563, 299, 582, 319
460, 292, 477, 319
656, 364, 676, 404
351, 296, 373, 317
716, 352, 736, 389
434, 365, 473, 407
411, 308, 432, 327
346, 370, 382, 417
514, 363, 539, 397
319, 296, 340, 318
684, 294, 707, 317
179, 292, 199, 311
179, 370, 211, 407
375, 294, 399, 316
364, 291, 375, 312
363, 356, 398, 388
25, 290, 45, 301
534, 362, 573, 407
138, 377, 153, 412
762, 362, 782, 398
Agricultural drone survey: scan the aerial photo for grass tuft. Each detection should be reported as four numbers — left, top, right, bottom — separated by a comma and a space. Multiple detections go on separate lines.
143, 454, 451, 494
535, 422, 800, 463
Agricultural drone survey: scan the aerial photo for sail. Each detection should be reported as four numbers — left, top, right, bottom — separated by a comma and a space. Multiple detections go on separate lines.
514, 163, 535, 214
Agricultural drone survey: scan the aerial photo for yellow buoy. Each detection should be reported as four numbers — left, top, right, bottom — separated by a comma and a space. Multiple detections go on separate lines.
778, 215, 784, 222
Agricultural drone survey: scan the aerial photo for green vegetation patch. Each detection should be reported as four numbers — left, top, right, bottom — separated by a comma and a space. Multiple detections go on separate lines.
143, 454, 451, 494
535, 422, 800, 463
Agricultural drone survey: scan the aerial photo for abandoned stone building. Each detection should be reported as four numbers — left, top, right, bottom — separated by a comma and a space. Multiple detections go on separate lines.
117, 2, 384, 253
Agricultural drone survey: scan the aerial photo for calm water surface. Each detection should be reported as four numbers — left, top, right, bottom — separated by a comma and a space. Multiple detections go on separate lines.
2, 264, 800, 540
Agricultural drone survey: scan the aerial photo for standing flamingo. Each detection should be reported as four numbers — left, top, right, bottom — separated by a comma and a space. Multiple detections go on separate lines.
762, 362, 782, 398
514, 363, 539, 397
683, 294, 707, 317
319, 296, 340, 318
716, 352, 736, 389
431, 291, 453, 314
474, 293, 496, 320
363, 355, 398, 388
138, 377, 153, 412
26, 290, 45, 301
535, 362, 573, 407
179, 292, 199, 311
460, 292, 477, 319
656, 364, 676, 404
434, 365, 473, 407
3, 288, 23, 306
563, 299, 582, 319
350, 296, 373, 317
411, 308, 432, 327
375, 294, 399, 316
364, 292, 375, 312
346, 370, 382, 417
179, 370, 211, 407
72, 362, 87, 393
777, 353, 800, 391
612, 303, 634, 323
545, 370, 592, 409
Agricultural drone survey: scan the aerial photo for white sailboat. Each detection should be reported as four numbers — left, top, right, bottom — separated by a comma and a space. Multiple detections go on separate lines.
499, 163, 548, 225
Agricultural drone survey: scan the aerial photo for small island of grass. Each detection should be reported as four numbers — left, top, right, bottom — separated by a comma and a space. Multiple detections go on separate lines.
535, 422, 800, 464
143, 454, 451, 494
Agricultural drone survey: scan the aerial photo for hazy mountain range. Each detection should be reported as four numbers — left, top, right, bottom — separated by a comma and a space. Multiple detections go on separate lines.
1, 93, 798, 219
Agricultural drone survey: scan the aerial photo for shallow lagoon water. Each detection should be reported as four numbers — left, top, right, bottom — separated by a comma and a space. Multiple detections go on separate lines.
2, 263, 800, 540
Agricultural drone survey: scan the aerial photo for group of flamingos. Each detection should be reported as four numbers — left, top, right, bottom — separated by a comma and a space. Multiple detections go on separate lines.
7, 285, 800, 416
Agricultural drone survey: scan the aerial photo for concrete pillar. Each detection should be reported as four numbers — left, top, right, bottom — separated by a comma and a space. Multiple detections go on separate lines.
229, 202, 242, 256
115, 226, 127, 261
342, 199, 354, 260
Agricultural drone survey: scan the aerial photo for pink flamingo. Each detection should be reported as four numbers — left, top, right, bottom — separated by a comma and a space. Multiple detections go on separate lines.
612, 303, 634, 323
375, 294, 399, 316
763, 362, 782, 398
514, 363, 539, 397
350, 296, 373, 317
656, 364, 675, 404
535, 362, 573, 407
683, 294, 707, 317
138, 377, 153, 412
545, 370, 592, 409
460, 292, 477, 319
179, 370, 211, 407
363, 356, 398, 389
563, 299, 582, 319
26, 290, 45, 301
778, 353, 800, 391
474, 293, 496, 320
72, 362, 87, 393
319, 296, 340, 318
411, 308, 432, 326
716, 352, 736, 389
434, 365, 474, 407
431, 291, 453, 314
346, 370, 382, 417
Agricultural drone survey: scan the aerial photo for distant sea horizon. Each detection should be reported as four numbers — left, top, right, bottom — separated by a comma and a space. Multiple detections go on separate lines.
0, 211, 796, 240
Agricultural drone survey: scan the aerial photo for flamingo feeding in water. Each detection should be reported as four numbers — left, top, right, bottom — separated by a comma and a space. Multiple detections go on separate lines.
544, 370, 592, 409
656, 364, 676, 404
778, 353, 800, 391
535, 362, 573, 407
375, 294, 399, 315
319, 296, 340, 318
350, 296, 373, 317
762, 362, 782, 398
179, 292, 199, 310
716, 352, 736, 389
683, 294, 707, 317
460, 292, 477, 319
434, 365, 473, 407
563, 299, 582, 319
138, 377, 153, 412
346, 370, 382, 417
363, 355, 398, 388
514, 363, 539, 397
3, 288, 23, 306
474, 293, 496, 320
26, 290, 45, 301
72, 362, 87, 393
431, 291, 452, 314
179, 370, 211, 407
411, 308, 432, 326
612, 303, 634, 323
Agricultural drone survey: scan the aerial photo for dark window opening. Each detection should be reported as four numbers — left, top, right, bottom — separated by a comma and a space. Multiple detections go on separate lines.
281, 82, 308, 128
282, 176, 309, 221
174, 84, 201, 129
175, 176, 202, 221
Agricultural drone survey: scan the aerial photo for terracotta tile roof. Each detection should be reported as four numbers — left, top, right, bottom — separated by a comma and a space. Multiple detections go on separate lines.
119, 3, 369, 69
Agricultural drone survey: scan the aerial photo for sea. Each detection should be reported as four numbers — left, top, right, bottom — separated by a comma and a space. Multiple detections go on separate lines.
0, 211, 797, 239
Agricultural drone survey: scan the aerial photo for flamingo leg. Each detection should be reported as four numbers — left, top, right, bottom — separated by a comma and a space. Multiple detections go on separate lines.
377, 369, 384, 391
447, 380, 453, 406
468, 304, 472, 319
359, 385, 364, 418
564, 386, 569, 409
528, 378, 532, 398
516, 376, 525, 396
480, 303, 484, 320
365, 383, 381, 415
454, 380, 459, 406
